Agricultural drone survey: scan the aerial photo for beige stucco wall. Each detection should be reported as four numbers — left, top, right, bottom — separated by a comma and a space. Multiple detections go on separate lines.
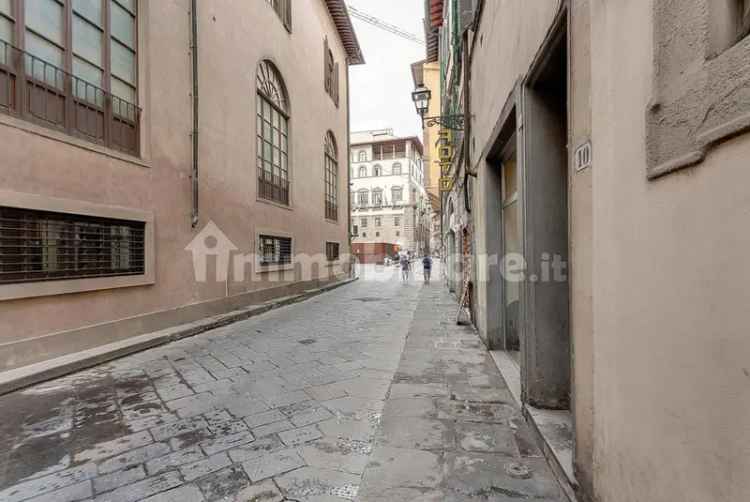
569, 0, 594, 496
0, 0, 351, 369
590, 1, 750, 500
422, 61, 442, 198
470, 0, 560, 346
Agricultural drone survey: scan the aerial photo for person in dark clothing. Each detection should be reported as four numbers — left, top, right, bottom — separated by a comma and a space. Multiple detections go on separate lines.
422, 254, 433, 284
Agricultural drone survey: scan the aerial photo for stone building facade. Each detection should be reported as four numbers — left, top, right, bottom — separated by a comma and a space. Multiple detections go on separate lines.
0, 0, 362, 373
349, 129, 428, 263
423, 0, 750, 501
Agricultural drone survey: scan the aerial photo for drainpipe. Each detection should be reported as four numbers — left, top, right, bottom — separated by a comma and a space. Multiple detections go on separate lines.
190, 0, 199, 228
463, 28, 476, 214
346, 59, 353, 277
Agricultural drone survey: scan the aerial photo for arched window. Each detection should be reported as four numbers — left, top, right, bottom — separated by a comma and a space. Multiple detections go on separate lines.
392, 186, 403, 203
372, 188, 383, 206
324, 132, 338, 220
358, 151, 367, 162
358, 166, 367, 177
392, 163, 402, 175
257, 60, 290, 205
357, 189, 369, 206
373, 165, 382, 177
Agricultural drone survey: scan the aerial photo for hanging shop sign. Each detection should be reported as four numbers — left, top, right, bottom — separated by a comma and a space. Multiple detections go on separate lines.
439, 176, 454, 192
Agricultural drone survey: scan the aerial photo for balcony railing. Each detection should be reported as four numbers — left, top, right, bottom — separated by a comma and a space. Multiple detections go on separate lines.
0, 39, 141, 156
325, 201, 338, 221
258, 171, 290, 205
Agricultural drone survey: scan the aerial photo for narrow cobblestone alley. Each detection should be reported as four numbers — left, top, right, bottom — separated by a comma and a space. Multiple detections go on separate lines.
0, 265, 564, 502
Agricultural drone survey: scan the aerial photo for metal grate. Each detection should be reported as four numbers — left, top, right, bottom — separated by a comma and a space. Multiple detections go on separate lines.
326, 242, 340, 261
0, 207, 145, 284
0, 39, 141, 156
259, 234, 292, 266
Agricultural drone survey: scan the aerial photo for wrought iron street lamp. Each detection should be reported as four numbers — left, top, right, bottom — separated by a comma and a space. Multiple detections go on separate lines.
411, 85, 465, 131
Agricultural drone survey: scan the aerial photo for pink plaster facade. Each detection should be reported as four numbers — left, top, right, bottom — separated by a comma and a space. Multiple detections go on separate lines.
0, 0, 359, 370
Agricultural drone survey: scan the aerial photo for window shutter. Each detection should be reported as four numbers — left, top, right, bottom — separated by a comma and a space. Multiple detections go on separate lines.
323, 37, 329, 93
334, 62, 340, 107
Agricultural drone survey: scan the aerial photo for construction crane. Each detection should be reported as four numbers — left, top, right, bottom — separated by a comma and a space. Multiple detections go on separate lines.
346, 4, 425, 45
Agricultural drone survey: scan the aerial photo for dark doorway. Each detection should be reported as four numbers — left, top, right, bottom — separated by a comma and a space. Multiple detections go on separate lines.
521, 17, 571, 409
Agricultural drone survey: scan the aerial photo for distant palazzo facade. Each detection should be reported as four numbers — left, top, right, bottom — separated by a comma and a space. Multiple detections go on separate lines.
349, 130, 427, 263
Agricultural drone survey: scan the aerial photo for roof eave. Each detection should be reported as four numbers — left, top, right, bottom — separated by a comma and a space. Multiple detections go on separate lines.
324, 0, 366, 65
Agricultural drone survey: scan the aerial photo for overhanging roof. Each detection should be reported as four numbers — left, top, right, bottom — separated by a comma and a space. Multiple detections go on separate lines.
424, 0, 443, 62
324, 0, 365, 65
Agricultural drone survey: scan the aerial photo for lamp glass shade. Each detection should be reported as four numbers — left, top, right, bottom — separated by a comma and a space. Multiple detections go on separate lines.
411, 86, 431, 116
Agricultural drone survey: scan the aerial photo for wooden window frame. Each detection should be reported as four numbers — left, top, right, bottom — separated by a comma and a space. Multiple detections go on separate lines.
256, 60, 290, 206
324, 131, 338, 221
0, 0, 140, 156
322, 37, 339, 107
325, 241, 339, 262
266, 0, 291, 32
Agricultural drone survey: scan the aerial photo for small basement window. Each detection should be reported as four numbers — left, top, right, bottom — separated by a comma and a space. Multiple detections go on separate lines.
326, 242, 339, 262
0, 206, 145, 284
259, 235, 292, 266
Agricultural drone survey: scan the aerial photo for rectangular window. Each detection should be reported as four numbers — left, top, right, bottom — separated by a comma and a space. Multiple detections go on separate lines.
0, 0, 140, 155
375, 217, 381, 227
325, 241, 339, 262
394, 216, 401, 226
357, 191, 368, 206
323, 37, 338, 106
360, 217, 368, 228
257, 94, 290, 205
258, 234, 292, 266
266, 0, 291, 31
0, 206, 145, 284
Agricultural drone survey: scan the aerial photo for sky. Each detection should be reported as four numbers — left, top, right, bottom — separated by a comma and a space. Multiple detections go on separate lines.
347, 0, 427, 139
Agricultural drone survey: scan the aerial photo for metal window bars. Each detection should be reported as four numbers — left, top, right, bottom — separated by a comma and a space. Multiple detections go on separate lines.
0, 39, 141, 156
0, 206, 145, 284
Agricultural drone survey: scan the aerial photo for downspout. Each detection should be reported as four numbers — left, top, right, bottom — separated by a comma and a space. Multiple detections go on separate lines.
462, 28, 476, 216
346, 59, 353, 277
190, 0, 199, 228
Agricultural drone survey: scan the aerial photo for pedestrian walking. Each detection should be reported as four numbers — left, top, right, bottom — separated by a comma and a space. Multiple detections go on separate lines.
422, 254, 433, 284
400, 253, 410, 283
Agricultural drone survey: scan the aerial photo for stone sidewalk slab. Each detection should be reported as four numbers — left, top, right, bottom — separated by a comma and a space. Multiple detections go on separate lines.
0, 266, 565, 501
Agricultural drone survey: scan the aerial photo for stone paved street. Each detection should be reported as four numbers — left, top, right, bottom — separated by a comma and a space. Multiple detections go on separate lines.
0, 265, 564, 501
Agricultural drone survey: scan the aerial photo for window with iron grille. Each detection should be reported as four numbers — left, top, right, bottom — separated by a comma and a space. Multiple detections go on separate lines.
0, 0, 140, 155
392, 163, 402, 175
323, 37, 338, 106
258, 234, 291, 266
265, 0, 291, 31
257, 60, 290, 205
324, 131, 338, 220
325, 241, 339, 261
0, 206, 145, 284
